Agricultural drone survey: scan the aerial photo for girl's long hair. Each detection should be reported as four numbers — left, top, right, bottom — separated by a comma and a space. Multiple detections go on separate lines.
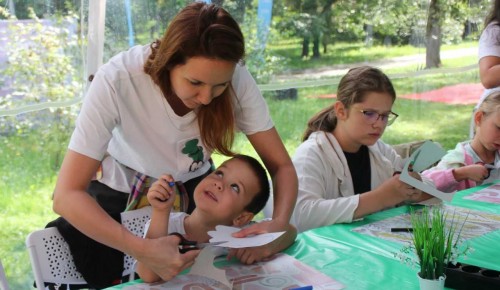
302, 66, 396, 141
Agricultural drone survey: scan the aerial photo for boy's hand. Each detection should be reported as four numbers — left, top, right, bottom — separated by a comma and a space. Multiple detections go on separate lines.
227, 245, 274, 265
147, 174, 177, 212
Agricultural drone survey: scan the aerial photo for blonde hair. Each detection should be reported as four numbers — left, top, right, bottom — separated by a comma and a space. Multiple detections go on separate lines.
478, 91, 500, 117
302, 66, 396, 141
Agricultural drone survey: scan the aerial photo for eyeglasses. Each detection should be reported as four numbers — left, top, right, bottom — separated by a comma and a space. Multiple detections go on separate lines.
358, 110, 399, 126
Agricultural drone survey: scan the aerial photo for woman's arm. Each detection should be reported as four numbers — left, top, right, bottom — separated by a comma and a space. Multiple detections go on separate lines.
229, 127, 297, 264
53, 150, 198, 281
245, 127, 298, 230
479, 56, 500, 89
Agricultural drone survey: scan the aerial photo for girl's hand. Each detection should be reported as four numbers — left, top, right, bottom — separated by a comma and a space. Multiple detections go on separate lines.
381, 174, 420, 202
147, 174, 177, 212
453, 164, 489, 182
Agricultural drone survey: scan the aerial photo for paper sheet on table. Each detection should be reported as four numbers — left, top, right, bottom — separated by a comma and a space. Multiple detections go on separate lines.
398, 140, 454, 202
123, 253, 344, 289
188, 246, 232, 289
352, 204, 500, 245
208, 225, 285, 248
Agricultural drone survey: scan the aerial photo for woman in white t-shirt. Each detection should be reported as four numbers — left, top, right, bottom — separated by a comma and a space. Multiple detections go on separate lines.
50, 2, 297, 287
479, 0, 500, 90
471, 0, 500, 137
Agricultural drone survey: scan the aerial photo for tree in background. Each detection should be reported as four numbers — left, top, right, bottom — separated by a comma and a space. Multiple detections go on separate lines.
426, 0, 443, 68
274, 0, 489, 65
0, 6, 82, 169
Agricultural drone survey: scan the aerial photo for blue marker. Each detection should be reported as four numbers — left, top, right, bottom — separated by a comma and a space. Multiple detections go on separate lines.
169, 181, 181, 196
290, 286, 313, 290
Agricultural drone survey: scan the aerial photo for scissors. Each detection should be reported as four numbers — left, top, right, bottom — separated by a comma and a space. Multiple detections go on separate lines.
476, 162, 497, 179
169, 232, 225, 253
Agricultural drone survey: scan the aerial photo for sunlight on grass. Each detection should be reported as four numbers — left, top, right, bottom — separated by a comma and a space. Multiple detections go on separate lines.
1, 182, 57, 289
268, 38, 477, 73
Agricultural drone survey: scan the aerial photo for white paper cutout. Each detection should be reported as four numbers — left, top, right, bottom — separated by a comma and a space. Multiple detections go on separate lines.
207, 225, 285, 248
188, 246, 232, 289
398, 140, 454, 202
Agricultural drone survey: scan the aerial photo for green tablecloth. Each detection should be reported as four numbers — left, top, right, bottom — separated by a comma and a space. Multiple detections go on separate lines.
107, 181, 500, 289
285, 181, 500, 289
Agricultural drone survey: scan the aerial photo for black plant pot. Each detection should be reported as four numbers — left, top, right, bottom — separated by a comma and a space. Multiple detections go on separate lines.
444, 262, 500, 290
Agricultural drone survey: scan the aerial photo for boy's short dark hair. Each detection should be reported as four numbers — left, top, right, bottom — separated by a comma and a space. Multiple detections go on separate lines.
232, 154, 270, 214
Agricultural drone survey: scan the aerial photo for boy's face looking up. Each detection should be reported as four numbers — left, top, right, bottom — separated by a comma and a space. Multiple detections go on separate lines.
193, 158, 260, 225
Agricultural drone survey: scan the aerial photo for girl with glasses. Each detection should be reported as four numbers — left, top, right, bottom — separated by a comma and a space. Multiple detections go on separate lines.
290, 66, 434, 232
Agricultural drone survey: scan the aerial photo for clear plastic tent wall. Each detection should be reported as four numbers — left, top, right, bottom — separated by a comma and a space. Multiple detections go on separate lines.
0, 0, 489, 288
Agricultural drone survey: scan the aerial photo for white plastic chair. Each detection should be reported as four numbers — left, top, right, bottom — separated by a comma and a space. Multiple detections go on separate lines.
25, 227, 87, 289
120, 206, 152, 281
0, 258, 11, 290
26, 206, 152, 288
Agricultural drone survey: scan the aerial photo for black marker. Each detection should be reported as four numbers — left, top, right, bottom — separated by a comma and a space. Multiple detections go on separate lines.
391, 227, 431, 232
391, 227, 413, 232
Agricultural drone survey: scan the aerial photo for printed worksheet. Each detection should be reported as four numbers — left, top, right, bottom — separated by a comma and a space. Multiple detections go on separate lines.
463, 183, 500, 204
123, 253, 345, 290
352, 204, 500, 245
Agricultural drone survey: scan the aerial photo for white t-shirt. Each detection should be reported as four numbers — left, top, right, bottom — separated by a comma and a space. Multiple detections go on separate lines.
143, 212, 189, 236
479, 22, 500, 60
476, 21, 500, 109
469, 22, 500, 138
69, 44, 273, 193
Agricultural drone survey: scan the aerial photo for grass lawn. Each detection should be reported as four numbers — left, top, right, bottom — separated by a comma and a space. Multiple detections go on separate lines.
268, 38, 477, 73
0, 40, 478, 288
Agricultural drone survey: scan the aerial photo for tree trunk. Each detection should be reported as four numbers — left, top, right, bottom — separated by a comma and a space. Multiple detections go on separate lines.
302, 37, 310, 58
312, 34, 320, 58
425, 0, 442, 69
320, 0, 337, 53
8, 0, 15, 16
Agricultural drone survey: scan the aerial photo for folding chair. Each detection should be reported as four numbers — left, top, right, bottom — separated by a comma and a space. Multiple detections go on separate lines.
0, 258, 11, 290
26, 206, 152, 288
120, 206, 152, 281
25, 227, 87, 289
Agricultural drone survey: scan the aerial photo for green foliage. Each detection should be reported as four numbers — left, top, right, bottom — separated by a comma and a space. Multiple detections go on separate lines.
0, 6, 81, 170
240, 1, 287, 84
0, 125, 59, 288
274, 0, 491, 51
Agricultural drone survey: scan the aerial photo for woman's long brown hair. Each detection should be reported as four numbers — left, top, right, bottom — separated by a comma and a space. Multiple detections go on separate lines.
144, 2, 245, 156
484, 0, 500, 28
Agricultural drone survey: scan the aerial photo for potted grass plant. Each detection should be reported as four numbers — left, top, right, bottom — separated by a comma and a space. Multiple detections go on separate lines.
399, 206, 470, 290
